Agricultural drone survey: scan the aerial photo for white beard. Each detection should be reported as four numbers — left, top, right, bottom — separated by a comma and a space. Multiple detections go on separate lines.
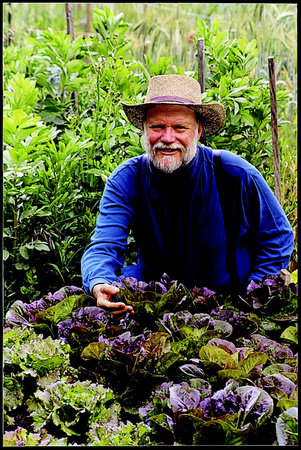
143, 125, 199, 174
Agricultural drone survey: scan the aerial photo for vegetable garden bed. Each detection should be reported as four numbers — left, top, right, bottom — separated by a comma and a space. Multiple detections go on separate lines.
3, 273, 298, 446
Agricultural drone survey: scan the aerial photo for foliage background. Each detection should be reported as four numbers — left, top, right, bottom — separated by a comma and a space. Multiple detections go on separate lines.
3, 3, 297, 312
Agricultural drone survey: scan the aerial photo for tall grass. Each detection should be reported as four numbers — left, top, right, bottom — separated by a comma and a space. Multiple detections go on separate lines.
113, 3, 297, 77
3, 3, 297, 77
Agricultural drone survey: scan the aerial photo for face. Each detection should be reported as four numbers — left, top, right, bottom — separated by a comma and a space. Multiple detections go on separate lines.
144, 104, 202, 173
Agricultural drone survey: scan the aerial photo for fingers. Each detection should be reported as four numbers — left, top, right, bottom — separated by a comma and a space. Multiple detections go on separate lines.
92, 283, 134, 316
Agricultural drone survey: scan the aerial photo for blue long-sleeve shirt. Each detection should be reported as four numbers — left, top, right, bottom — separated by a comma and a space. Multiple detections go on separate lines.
81, 145, 294, 295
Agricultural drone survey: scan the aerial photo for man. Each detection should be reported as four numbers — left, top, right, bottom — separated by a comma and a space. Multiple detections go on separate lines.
81, 75, 294, 317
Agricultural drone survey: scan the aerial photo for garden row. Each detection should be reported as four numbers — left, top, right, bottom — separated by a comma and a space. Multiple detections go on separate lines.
3, 273, 298, 445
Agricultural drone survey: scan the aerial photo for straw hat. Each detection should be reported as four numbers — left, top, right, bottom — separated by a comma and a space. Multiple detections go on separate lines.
122, 75, 225, 137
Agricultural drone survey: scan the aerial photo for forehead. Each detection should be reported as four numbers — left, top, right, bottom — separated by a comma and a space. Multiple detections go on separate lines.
146, 104, 197, 123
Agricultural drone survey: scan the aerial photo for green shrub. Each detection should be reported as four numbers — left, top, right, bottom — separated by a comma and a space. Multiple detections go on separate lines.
3, 8, 297, 311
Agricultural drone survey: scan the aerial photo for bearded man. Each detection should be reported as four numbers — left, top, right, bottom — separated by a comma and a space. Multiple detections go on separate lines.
81, 75, 294, 317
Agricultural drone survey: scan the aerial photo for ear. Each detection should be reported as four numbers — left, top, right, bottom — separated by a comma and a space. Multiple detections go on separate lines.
197, 122, 203, 139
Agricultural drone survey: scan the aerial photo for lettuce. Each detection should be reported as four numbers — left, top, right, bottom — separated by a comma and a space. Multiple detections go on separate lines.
27, 380, 117, 438
81, 330, 181, 404
276, 407, 298, 445
261, 374, 296, 396
3, 427, 68, 446
193, 382, 273, 445
112, 274, 193, 326
86, 420, 151, 446
251, 334, 294, 361
57, 306, 111, 347
3, 274, 298, 445
3, 328, 71, 378
5, 286, 85, 328
3, 327, 73, 432
169, 383, 202, 413
240, 275, 297, 318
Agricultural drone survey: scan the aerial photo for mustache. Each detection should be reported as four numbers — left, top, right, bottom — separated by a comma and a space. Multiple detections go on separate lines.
153, 143, 184, 152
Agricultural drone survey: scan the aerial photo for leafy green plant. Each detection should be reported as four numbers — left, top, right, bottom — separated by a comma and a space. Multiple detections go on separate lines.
31, 28, 87, 124
4, 73, 39, 113
86, 420, 151, 446
194, 20, 291, 177
276, 407, 298, 445
3, 427, 68, 446
3, 326, 73, 431
3, 108, 59, 303
3, 275, 298, 445
27, 380, 116, 439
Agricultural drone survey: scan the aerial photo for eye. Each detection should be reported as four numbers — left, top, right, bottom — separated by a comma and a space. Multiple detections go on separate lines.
149, 125, 164, 130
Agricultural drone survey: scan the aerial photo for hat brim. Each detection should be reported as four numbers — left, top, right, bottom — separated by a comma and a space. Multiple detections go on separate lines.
121, 102, 225, 137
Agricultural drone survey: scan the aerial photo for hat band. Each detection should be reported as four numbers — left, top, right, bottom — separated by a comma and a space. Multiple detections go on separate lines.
149, 96, 195, 104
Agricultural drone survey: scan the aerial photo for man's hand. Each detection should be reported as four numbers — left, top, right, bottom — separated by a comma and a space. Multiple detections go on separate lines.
92, 283, 134, 318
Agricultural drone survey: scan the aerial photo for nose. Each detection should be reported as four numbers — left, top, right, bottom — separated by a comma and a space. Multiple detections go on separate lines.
160, 127, 176, 144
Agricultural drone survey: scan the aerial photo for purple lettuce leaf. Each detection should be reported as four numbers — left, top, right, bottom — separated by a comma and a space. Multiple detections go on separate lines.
189, 286, 222, 313
260, 374, 296, 396
199, 380, 240, 418
103, 330, 149, 354
207, 338, 237, 355
159, 311, 214, 336
251, 334, 294, 361
57, 306, 112, 344
211, 309, 257, 339
239, 274, 296, 315
5, 286, 85, 327
236, 386, 274, 428
169, 383, 202, 413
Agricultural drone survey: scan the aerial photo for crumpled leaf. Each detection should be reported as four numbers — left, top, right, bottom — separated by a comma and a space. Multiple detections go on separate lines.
169, 383, 202, 413
57, 306, 111, 346
199, 345, 237, 370
3, 427, 68, 446
28, 380, 116, 436
5, 286, 85, 328
34, 294, 94, 326
251, 334, 294, 361
218, 351, 268, 381
276, 407, 298, 445
86, 420, 151, 446
236, 385, 273, 428
199, 379, 240, 419
261, 374, 296, 396
280, 325, 298, 346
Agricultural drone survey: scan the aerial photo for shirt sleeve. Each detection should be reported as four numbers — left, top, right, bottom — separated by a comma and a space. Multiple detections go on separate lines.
81, 169, 136, 295
245, 169, 294, 283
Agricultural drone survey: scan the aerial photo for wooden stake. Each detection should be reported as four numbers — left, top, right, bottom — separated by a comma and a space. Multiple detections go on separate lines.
197, 38, 205, 93
7, 2, 12, 46
65, 3, 78, 117
65, 3, 75, 40
268, 56, 282, 205
86, 3, 91, 34
280, 268, 291, 286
